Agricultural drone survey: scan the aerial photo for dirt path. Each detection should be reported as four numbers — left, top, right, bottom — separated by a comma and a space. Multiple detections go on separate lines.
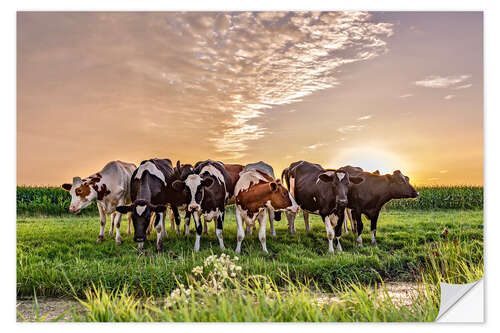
16, 298, 86, 322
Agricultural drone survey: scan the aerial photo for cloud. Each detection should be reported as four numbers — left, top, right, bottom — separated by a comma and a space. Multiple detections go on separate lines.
444, 95, 455, 100
439, 170, 449, 174
357, 115, 372, 121
399, 94, 414, 98
18, 12, 394, 161
414, 75, 471, 88
453, 83, 473, 90
428, 177, 440, 181
306, 143, 326, 150
337, 125, 365, 134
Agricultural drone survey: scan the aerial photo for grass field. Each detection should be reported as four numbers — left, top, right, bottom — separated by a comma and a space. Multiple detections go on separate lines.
16, 204, 483, 322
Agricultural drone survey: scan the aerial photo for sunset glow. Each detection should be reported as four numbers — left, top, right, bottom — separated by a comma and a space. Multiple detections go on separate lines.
17, 12, 483, 186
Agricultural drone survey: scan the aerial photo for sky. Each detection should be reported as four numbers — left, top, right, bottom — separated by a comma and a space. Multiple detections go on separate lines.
17, 11, 483, 186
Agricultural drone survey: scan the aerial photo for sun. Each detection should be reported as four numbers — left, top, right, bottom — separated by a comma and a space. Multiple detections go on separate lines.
328, 147, 406, 175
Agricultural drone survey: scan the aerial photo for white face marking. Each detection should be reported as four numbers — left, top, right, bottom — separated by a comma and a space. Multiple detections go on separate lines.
135, 161, 166, 186
136, 205, 146, 216
336, 172, 345, 181
185, 174, 202, 207
200, 165, 225, 184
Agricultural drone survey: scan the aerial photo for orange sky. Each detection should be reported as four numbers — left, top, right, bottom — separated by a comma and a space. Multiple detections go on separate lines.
17, 12, 483, 186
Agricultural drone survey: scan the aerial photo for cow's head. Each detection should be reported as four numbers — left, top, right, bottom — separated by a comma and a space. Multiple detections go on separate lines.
387, 170, 419, 199
265, 180, 299, 214
172, 174, 214, 213
318, 170, 364, 208
116, 200, 166, 243
61, 176, 101, 213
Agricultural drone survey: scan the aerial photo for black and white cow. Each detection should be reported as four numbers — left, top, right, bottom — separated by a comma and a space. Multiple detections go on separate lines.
62, 160, 136, 245
172, 159, 232, 252
116, 158, 177, 252
241, 161, 282, 237
167, 161, 195, 236
337, 166, 418, 247
281, 160, 364, 252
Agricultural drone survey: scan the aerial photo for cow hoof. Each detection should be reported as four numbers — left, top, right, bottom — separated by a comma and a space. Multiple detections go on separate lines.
116, 239, 122, 246
371, 242, 377, 247
162, 231, 167, 239
97, 235, 104, 243
290, 229, 296, 235
271, 232, 276, 238
126, 230, 131, 235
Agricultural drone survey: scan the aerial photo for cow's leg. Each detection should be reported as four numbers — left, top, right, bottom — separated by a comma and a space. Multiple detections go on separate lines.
323, 215, 335, 253
216, 211, 225, 250
169, 208, 176, 231
235, 208, 245, 254
268, 208, 276, 237
343, 209, 349, 233
155, 212, 164, 253
146, 212, 155, 235
127, 212, 132, 235
245, 224, 253, 235
97, 203, 106, 243
203, 217, 209, 234
171, 206, 182, 237
333, 212, 344, 252
353, 210, 364, 247
109, 212, 116, 236
346, 208, 356, 234
286, 211, 297, 235
193, 211, 203, 252
113, 210, 123, 246
258, 210, 268, 253
303, 211, 310, 233
184, 211, 191, 236
370, 212, 380, 246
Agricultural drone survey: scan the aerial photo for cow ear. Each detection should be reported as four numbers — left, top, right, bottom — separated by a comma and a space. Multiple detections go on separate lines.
318, 173, 333, 183
373, 170, 380, 175
72, 176, 82, 184
172, 180, 185, 192
349, 176, 364, 184
116, 205, 132, 214
269, 182, 278, 192
152, 204, 167, 213
202, 177, 214, 187
61, 183, 72, 191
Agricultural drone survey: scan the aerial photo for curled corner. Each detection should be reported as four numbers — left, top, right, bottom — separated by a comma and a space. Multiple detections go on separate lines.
436, 278, 484, 322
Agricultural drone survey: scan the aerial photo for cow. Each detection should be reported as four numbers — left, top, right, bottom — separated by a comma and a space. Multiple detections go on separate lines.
234, 169, 299, 254
61, 160, 136, 245
168, 161, 195, 236
172, 159, 232, 252
116, 158, 178, 252
281, 160, 364, 252
337, 166, 379, 233
241, 161, 282, 237
337, 166, 418, 247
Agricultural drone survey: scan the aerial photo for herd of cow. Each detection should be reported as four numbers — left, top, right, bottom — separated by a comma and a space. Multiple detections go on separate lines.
61, 159, 418, 254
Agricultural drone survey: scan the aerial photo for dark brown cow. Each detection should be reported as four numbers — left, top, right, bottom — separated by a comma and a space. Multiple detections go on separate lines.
338, 166, 418, 247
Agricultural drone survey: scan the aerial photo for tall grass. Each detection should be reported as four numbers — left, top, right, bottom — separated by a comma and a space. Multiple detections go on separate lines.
73, 255, 441, 322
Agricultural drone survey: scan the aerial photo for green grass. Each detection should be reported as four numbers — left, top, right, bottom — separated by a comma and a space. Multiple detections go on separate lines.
17, 209, 483, 300
16, 185, 483, 217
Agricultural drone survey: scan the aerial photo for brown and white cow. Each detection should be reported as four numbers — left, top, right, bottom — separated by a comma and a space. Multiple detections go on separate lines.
61, 160, 136, 245
234, 169, 298, 254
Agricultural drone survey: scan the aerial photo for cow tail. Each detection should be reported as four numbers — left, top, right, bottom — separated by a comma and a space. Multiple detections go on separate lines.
281, 167, 289, 189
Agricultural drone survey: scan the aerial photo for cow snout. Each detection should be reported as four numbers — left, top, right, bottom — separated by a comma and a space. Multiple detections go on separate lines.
69, 206, 79, 213
337, 198, 348, 206
412, 190, 419, 198
188, 204, 201, 212
134, 236, 145, 242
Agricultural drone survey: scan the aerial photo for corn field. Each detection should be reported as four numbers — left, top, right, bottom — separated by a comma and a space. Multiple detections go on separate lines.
16, 185, 483, 216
